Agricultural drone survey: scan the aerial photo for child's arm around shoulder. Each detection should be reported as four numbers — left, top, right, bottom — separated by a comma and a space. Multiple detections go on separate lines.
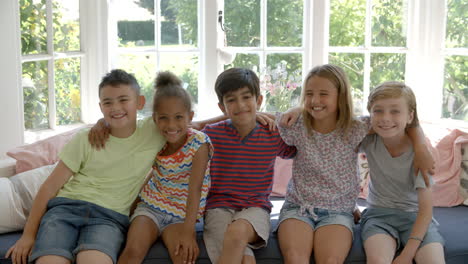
407, 126, 434, 186
6, 161, 74, 264
393, 187, 433, 264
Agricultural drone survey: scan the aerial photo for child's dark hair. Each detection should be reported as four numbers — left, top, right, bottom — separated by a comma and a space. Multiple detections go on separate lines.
98, 69, 141, 96
214, 68, 260, 104
152, 71, 192, 113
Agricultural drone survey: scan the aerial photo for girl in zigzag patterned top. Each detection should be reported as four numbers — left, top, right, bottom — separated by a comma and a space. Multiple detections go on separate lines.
118, 71, 213, 264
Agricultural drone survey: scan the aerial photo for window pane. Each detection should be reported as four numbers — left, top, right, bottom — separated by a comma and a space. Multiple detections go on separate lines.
160, 53, 199, 106
224, 54, 260, 71
329, 0, 366, 47
55, 58, 81, 125
160, 0, 198, 48
445, 0, 467, 48
20, 0, 47, 55
53, 0, 80, 52
263, 54, 302, 112
329, 52, 364, 115
371, 0, 407, 47
370, 53, 405, 89
443, 56, 468, 121
267, 0, 303, 47
23, 61, 49, 130
116, 1, 154, 48
116, 53, 157, 117
225, 0, 260, 47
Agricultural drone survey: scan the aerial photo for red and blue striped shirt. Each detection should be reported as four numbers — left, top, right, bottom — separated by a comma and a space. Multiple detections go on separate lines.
203, 120, 296, 212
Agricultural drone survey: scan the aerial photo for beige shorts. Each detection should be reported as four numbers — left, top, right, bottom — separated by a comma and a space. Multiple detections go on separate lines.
203, 207, 271, 263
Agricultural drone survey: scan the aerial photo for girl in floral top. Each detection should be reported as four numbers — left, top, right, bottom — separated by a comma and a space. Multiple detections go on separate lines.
275, 64, 433, 264
118, 71, 212, 264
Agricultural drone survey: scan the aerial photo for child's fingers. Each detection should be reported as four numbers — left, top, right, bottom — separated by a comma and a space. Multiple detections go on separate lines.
5, 246, 13, 258
174, 242, 181, 256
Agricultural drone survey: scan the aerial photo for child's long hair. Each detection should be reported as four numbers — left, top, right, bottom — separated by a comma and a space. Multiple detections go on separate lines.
152, 71, 192, 114
367, 81, 419, 128
300, 64, 354, 136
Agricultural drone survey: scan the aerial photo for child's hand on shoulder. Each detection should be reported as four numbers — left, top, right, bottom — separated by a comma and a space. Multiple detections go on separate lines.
88, 118, 110, 150
279, 107, 301, 128
256, 112, 276, 131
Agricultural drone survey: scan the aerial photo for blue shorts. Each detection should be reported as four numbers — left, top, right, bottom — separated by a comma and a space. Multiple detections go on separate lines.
276, 201, 355, 237
360, 207, 445, 249
30, 197, 129, 263
130, 202, 184, 234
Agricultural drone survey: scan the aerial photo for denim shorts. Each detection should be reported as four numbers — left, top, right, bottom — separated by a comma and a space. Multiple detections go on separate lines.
30, 197, 129, 264
277, 201, 355, 237
130, 202, 184, 234
360, 207, 444, 249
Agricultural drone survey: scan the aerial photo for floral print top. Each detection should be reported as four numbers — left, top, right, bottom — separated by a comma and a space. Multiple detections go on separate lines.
277, 113, 370, 214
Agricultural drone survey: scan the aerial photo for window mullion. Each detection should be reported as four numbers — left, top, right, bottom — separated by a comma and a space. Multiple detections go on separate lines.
155, 0, 161, 69
362, 0, 373, 114
46, 0, 56, 129
260, 0, 267, 70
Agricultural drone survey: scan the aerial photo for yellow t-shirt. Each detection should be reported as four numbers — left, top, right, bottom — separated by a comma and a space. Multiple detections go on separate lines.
57, 117, 164, 215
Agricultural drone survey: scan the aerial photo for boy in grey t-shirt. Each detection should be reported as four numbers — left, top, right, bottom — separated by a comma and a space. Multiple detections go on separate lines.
360, 81, 445, 264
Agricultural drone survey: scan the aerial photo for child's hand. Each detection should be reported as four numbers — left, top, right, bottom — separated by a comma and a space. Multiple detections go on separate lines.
190, 121, 205, 131
353, 207, 361, 224
5, 235, 34, 264
279, 107, 301, 127
392, 252, 413, 264
256, 112, 276, 131
175, 227, 199, 264
413, 144, 435, 187
88, 118, 110, 150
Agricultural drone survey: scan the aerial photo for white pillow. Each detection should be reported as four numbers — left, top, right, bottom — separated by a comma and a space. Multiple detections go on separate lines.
0, 163, 56, 234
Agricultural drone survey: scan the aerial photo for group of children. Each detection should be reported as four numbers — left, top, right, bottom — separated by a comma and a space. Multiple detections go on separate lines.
6, 63, 445, 264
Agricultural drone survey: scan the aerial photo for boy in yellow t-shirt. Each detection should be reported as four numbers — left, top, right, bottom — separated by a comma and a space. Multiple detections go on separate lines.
6, 69, 164, 264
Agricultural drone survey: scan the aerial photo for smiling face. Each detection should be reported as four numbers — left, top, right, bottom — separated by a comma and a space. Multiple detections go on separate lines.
218, 86, 263, 136
370, 96, 414, 140
303, 76, 339, 127
99, 84, 144, 138
154, 96, 194, 148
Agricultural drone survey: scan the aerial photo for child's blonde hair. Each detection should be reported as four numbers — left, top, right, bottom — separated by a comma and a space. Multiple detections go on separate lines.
301, 64, 354, 135
367, 81, 419, 128
152, 71, 192, 114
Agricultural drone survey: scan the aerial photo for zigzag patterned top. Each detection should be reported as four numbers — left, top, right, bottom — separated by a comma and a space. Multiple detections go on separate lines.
139, 129, 212, 219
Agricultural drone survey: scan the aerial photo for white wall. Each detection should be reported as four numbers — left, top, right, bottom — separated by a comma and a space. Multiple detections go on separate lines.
0, 0, 24, 155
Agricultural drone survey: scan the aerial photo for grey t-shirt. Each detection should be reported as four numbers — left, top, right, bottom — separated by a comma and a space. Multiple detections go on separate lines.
360, 134, 433, 212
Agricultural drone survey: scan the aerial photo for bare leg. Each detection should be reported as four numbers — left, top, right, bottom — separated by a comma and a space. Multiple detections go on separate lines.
278, 219, 314, 264
218, 219, 258, 264
363, 234, 397, 264
36, 256, 71, 264
76, 250, 113, 264
314, 225, 352, 264
117, 216, 159, 264
415, 242, 445, 264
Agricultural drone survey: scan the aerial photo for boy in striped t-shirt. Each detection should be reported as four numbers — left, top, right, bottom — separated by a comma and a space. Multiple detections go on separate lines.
202, 68, 296, 264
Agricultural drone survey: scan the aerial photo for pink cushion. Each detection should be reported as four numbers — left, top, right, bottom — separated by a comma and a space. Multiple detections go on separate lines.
7, 126, 87, 173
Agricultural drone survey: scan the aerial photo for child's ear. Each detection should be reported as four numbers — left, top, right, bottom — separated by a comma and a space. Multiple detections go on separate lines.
137, 95, 146, 110
189, 111, 194, 121
218, 102, 226, 114
256, 94, 263, 110
408, 110, 414, 125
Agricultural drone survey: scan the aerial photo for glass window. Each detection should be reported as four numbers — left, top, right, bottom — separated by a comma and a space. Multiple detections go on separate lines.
115, 0, 200, 118
20, 0, 83, 130
329, 0, 408, 115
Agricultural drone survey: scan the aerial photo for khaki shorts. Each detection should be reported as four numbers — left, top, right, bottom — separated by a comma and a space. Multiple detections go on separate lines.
203, 207, 271, 263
